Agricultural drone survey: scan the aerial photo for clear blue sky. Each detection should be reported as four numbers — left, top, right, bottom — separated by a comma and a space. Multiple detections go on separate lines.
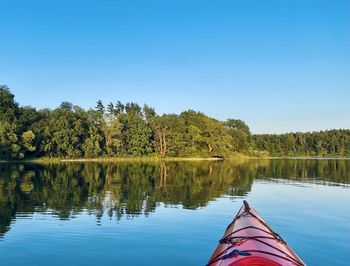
0, 0, 349, 133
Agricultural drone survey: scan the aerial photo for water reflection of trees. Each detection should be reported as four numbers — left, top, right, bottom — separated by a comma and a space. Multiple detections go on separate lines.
259, 159, 350, 185
0, 159, 349, 238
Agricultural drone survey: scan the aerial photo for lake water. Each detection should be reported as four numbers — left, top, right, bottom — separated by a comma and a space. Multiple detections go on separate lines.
0, 159, 349, 265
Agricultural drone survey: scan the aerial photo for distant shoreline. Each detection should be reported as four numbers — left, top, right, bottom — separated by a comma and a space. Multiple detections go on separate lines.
0, 156, 228, 163
59, 157, 227, 162
1, 155, 350, 163
268, 156, 350, 160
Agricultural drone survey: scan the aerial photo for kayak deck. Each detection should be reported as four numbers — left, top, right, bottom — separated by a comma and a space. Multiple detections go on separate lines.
207, 201, 305, 266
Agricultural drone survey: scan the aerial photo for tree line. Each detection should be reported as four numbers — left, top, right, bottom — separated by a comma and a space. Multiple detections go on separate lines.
0, 85, 349, 159
253, 130, 350, 157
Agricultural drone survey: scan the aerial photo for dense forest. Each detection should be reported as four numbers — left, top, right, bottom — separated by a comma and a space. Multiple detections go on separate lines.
0, 85, 349, 159
253, 130, 350, 157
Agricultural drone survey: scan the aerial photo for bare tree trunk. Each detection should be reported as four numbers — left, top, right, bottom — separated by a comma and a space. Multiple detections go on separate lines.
158, 130, 163, 156
163, 133, 167, 156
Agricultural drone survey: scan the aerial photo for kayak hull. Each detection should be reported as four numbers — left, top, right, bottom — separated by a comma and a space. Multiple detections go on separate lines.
207, 201, 305, 266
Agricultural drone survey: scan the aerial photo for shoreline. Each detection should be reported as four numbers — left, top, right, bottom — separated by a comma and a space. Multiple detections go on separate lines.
1, 155, 350, 163
0, 156, 229, 163
59, 157, 227, 162
268, 156, 350, 160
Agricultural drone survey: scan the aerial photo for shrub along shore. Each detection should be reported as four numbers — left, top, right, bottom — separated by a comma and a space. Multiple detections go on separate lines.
1, 85, 350, 161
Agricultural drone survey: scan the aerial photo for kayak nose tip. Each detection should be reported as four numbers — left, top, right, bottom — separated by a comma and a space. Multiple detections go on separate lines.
243, 200, 250, 211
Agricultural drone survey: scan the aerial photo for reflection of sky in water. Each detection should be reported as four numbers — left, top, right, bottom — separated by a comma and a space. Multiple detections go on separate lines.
1, 180, 349, 266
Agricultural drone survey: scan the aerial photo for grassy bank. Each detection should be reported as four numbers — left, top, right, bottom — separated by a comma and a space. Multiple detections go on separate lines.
1, 153, 254, 163
3, 155, 350, 164
1, 156, 225, 163
4, 153, 349, 164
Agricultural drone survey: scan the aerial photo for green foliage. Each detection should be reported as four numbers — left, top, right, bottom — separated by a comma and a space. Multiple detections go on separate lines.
21, 130, 36, 152
107, 102, 115, 115
125, 102, 142, 115
0, 122, 20, 159
0, 85, 349, 160
95, 100, 104, 114
253, 130, 350, 157
180, 110, 234, 155
0, 85, 19, 122
82, 116, 103, 158
40, 105, 89, 158
150, 114, 186, 156
119, 112, 153, 156
143, 104, 156, 121
115, 101, 125, 115
229, 128, 250, 152
103, 115, 122, 156
226, 119, 250, 135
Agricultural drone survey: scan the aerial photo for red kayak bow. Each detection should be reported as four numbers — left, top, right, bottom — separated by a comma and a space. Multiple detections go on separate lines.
207, 201, 305, 266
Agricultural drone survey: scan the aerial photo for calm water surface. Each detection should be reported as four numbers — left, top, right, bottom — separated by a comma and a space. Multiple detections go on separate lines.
0, 159, 349, 265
